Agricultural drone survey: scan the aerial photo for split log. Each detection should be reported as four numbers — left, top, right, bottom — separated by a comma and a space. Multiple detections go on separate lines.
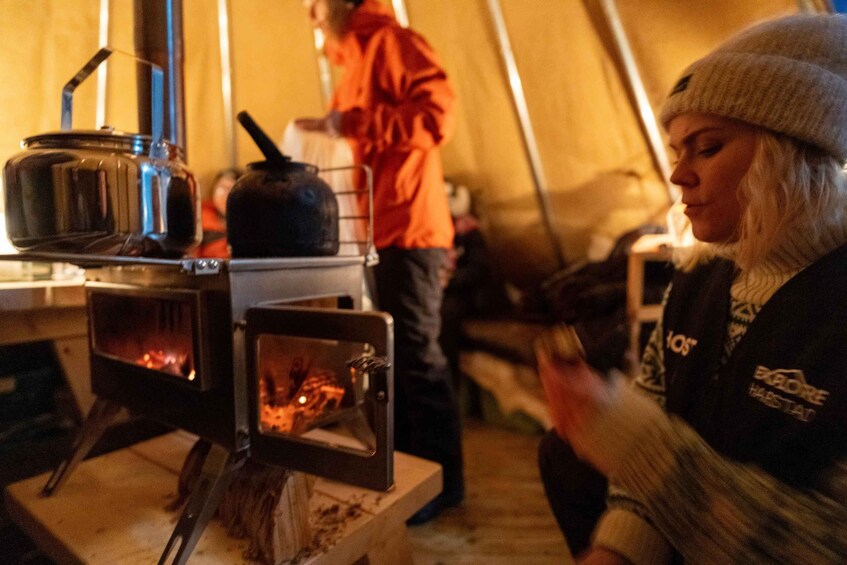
172, 439, 314, 565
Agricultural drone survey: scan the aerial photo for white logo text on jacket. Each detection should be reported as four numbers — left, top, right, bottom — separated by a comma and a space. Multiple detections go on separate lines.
748, 366, 830, 423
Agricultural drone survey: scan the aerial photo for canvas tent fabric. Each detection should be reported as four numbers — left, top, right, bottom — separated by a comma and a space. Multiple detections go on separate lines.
0, 0, 799, 288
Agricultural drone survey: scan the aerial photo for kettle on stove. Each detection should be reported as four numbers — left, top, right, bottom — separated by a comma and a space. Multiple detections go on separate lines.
226, 111, 339, 258
3, 47, 200, 257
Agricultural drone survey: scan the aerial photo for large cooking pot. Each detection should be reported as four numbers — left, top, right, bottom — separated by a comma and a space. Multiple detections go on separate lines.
227, 111, 339, 258
2, 48, 200, 257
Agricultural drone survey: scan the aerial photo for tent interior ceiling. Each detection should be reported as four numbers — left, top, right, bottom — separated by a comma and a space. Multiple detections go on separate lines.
0, 0, 801, 289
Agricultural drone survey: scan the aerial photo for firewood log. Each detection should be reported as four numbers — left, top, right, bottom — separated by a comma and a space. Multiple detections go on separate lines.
173, 439, 314, 564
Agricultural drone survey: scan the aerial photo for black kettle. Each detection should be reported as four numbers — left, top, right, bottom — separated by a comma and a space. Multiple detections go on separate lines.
226, 111, 339, 258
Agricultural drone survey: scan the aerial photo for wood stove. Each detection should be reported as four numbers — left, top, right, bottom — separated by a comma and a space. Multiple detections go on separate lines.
27, 252, 393, 564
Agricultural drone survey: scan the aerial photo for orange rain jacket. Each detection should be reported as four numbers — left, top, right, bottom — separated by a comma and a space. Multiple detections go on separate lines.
195, 201, 229, 258
326, 0, 456, 250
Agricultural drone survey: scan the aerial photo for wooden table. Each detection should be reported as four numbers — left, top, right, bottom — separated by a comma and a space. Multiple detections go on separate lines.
4, 431, 442, 565
0, 277, 94, 420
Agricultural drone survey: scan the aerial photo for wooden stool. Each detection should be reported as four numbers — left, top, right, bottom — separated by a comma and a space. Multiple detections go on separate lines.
4, 431, 441, 565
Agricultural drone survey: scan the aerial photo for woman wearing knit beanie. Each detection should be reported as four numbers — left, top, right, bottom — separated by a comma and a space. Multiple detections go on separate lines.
538, 13, 847, 564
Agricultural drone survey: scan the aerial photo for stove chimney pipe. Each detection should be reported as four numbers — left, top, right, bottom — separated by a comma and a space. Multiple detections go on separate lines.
134, 0, 187, 158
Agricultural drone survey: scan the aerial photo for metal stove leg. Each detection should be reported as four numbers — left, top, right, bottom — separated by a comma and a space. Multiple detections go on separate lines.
42, 397, 122, 497
158, 444, 245, 565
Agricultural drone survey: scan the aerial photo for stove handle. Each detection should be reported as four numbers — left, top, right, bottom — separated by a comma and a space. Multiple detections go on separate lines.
347, 355, 391, 402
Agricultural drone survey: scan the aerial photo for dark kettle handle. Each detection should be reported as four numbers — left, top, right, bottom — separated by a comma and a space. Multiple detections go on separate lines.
236, 111, 289, 166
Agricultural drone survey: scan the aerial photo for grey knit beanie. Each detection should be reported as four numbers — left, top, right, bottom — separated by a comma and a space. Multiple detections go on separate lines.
660, 14, 847, 162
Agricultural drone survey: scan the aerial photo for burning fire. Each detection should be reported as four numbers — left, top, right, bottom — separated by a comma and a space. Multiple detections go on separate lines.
260, 364, 346, 436
137, 349, 195, 380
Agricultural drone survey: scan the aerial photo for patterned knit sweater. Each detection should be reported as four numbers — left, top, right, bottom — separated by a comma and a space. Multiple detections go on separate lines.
588, 229, 847, 564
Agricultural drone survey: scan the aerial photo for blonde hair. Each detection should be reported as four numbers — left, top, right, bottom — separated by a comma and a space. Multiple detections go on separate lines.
674, 131, 847, 272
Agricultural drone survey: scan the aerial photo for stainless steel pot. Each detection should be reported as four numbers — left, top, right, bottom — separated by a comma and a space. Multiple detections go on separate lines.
3, 48, 200, 257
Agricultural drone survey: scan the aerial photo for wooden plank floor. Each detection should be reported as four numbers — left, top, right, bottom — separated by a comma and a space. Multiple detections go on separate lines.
407, 419, 574, 564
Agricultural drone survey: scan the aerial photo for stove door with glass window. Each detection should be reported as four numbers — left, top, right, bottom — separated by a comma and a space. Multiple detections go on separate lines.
245, 305, 393, 491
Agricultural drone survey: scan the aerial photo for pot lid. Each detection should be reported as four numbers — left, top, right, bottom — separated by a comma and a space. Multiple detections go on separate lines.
23, 126, 182, 159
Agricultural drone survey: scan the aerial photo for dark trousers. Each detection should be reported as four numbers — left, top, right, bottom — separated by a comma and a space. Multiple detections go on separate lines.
372, 246, 464, 500
538, 429, 608, 556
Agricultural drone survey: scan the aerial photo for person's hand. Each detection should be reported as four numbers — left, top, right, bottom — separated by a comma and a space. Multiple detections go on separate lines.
536, 341, 623, 473
294, 110, 342, 137
294, 117, 325, 131
438, 247, 458, 288
577, 547, 632, 565
536, 349, 614, 441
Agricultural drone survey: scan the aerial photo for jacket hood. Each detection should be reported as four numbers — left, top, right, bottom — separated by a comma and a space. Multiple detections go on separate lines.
325, 0, 397, 65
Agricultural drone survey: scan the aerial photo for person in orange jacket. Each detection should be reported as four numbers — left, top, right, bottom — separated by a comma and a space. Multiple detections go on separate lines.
297, 0, 463, 524
196, 167, 242, 258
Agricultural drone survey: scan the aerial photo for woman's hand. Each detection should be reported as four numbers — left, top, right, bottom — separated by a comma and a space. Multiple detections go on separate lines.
537, 352, 614, 440
536, 345, 623, 474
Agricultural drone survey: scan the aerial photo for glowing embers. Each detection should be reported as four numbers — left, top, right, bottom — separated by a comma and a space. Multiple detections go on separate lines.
259, 356, 348, 436
255, 333, 372, 439
137, 349, 196, 380
89, 290, 198, 382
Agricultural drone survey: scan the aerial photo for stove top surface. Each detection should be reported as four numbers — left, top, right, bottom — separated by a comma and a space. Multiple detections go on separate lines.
1, 252, 370, 272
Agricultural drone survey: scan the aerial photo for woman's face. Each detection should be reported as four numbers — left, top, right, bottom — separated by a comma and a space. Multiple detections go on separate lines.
668, 113, 758, 243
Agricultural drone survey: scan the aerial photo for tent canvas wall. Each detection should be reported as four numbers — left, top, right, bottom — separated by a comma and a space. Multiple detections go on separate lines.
0, 0, 808, 288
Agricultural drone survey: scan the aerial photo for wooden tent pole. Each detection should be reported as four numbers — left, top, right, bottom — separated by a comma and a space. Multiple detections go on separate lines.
486, 0, 567, 270
217, 0, 238, 168
310, 28, 334, 108
391, 0, 410, 28
598, 0, 678, 204
96, 0, 110, 129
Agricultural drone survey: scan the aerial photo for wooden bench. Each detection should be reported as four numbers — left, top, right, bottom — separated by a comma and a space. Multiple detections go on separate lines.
4, 431, 441, 564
